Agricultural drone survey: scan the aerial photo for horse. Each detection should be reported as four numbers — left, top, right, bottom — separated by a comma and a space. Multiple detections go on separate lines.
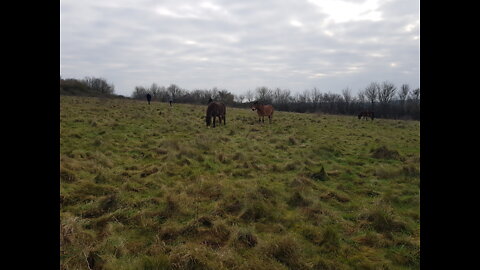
206, 102, 226, 127
146, 93, 152, 105
358, 111, 374, 120
251, 101, 274, 123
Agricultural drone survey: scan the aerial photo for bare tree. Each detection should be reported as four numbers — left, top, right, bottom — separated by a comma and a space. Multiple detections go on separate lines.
235, 95, 245, 104
398, 84, 410, 102
408, 88, 420, 120
167, 84, 181, 101
272, 88, 282, 104
409, 88, 420, 102
149, 83, 159, 100
298, 90, 310, 103
245, 90, 254, 102
377, 81, 397, 117
255, 86, 272, 103
378, 81, 397, 104
364, 82, 380, 110
217, 89, 235, 105
311, 87, 322, 111
132, 86, 147, 99
342, 87, 352, 114
357, 90, 366, 107
272, 88, 292, 110
398, 84, 410, 115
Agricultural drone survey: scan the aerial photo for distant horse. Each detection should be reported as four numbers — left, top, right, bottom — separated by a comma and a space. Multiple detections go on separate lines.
251, 101, 274, 123
206, 102, 226, 127
358, 111, 374, 120
146, 93, 152, 105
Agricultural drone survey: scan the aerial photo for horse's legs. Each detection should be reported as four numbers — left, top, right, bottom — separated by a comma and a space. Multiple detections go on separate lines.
213, 116, 216, 127
269, 115, 272, 123
223, 115, 226, 125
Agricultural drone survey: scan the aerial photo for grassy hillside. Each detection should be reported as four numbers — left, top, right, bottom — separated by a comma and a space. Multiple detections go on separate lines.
60, 96, 420, 270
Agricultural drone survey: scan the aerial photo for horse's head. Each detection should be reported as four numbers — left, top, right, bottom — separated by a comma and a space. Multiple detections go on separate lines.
251, 101, 259, 111
206, 115, 211, 126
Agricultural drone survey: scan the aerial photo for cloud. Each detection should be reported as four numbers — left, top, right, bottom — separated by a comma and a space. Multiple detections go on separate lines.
60, 0, 419, 96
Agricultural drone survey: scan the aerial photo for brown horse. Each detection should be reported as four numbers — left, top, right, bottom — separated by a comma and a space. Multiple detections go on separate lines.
206, 102, 226, 127
251, 101, 274, 123
358, 111, 374, 120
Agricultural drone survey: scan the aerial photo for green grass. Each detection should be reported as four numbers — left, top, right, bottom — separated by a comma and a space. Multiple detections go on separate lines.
60, 96, 420, 269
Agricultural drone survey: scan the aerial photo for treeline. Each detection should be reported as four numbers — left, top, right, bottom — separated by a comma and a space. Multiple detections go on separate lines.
132, 81, 420, 120
60, 76, 125, 98
59, 76, 419, 120
131, 84, 235, 106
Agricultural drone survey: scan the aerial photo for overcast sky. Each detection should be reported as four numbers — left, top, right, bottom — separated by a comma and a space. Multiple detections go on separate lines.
60, 0, 419, 97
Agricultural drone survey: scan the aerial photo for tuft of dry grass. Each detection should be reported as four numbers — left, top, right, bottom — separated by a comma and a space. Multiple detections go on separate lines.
263, 235, 307, 269
370, 146, 402, 160
60, 168, 77, 183
287, 191, 312, 207
235, 228, 258, 248
359, 204, 410, 234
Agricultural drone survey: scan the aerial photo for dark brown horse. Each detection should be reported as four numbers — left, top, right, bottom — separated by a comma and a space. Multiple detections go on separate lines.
358, 111, 374, 120
251, 101, 274, 123
206, 102, 226, 127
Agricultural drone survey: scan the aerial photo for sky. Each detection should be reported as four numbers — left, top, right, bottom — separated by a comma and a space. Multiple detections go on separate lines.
60, 0, 419, 97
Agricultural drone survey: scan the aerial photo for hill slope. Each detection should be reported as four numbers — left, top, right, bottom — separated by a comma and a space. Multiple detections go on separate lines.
60, 96, 420, 270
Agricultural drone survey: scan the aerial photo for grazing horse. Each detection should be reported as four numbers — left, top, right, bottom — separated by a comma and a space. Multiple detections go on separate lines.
206, 102, 226, 127
251, 101, 274, 123
358, 111, 375, 120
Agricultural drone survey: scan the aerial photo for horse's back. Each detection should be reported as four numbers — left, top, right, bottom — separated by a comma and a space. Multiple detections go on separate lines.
264, 105, 274, 116
207, 102, 226, 115
220, 103, 226, 114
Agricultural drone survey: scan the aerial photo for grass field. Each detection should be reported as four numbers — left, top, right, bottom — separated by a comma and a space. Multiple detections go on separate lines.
60, 96, 420, 270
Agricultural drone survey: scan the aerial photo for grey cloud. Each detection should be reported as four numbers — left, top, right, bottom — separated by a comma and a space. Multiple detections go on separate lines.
61, 0, 419, 96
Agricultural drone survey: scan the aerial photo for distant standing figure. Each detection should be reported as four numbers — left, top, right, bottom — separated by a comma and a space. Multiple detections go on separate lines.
251, 101, 274, 123
208, 98, 213, 104
169, 99, 173, 106
146, 93, 152, 105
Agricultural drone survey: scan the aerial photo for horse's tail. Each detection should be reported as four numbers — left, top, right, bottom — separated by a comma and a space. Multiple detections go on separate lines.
206, 106, 212, 126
